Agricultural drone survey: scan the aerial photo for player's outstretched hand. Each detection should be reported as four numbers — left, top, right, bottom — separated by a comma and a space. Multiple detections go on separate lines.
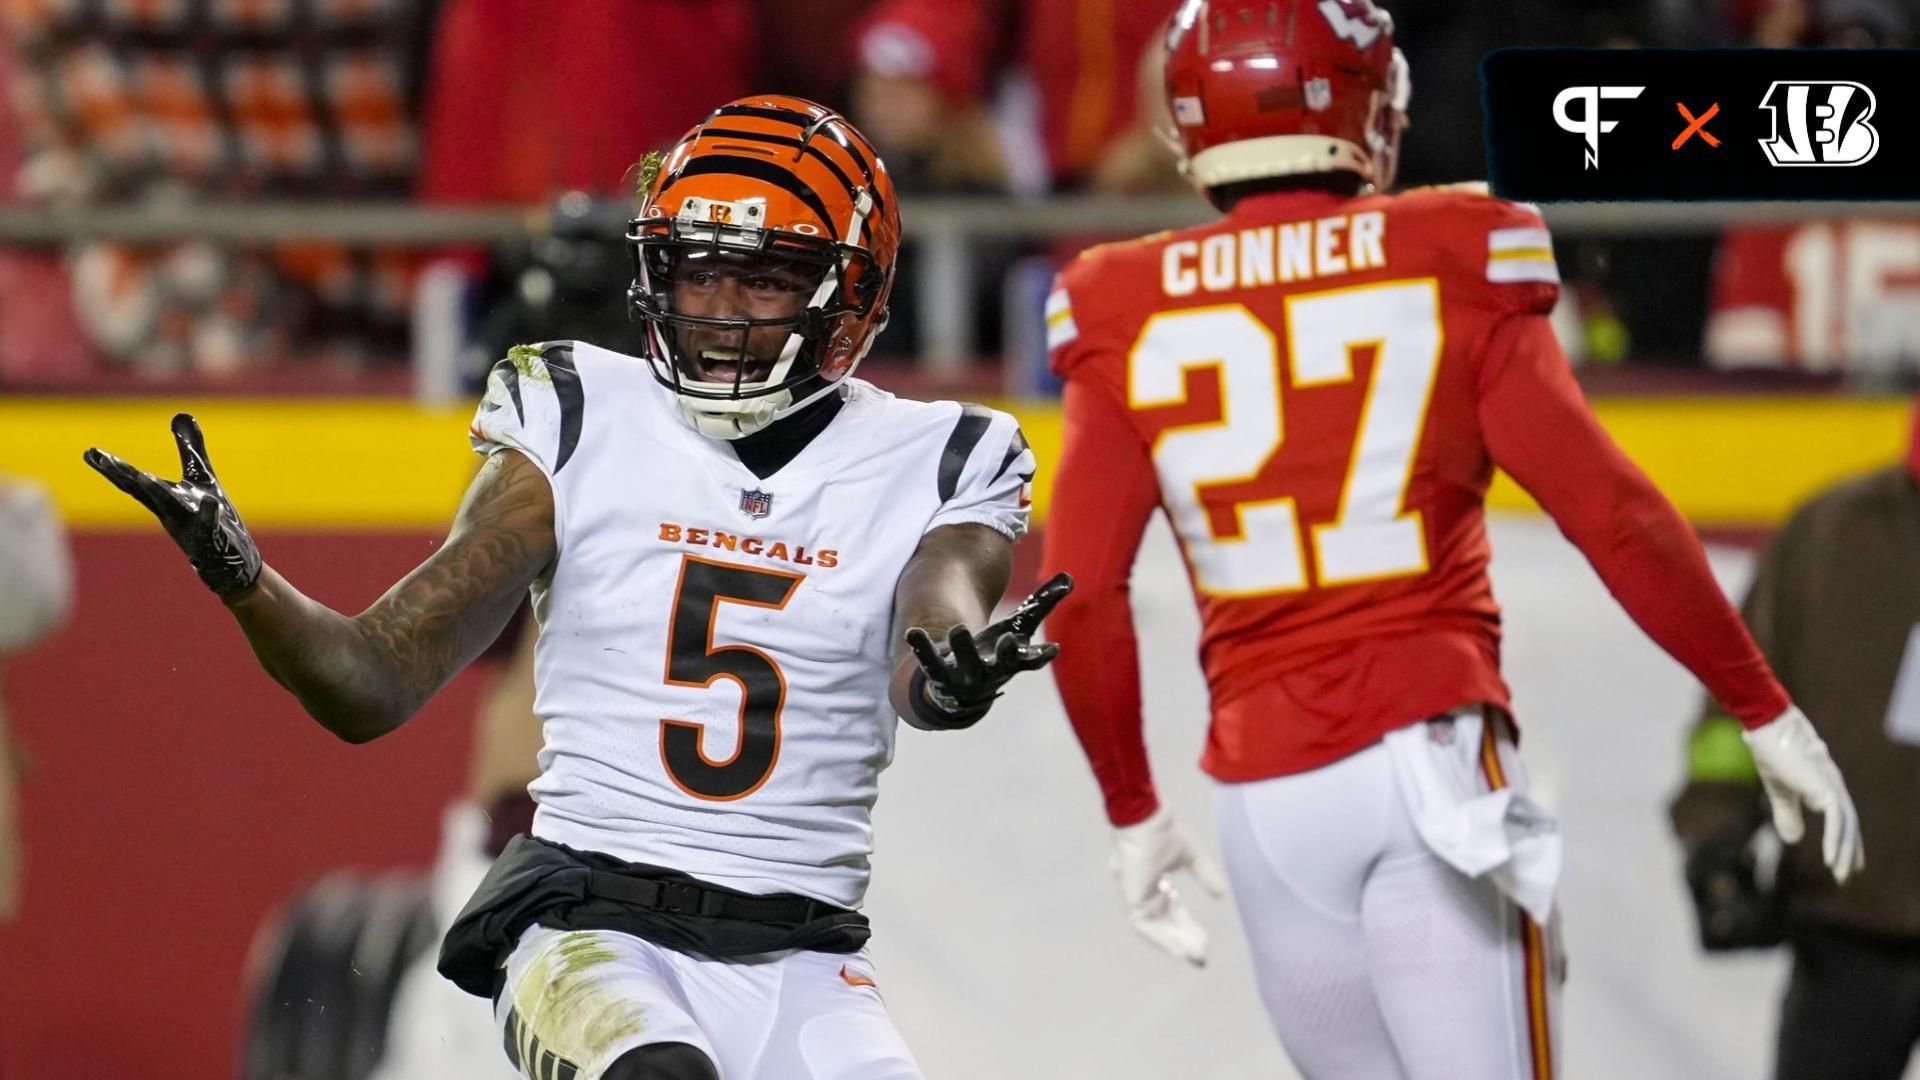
84, 413, 262, 597
1743, 706, 1864, 884
1112, 808, 1227, 967
903, 572, 1073, 725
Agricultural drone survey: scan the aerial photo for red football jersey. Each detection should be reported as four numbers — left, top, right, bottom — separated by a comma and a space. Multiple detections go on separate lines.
1043, 184, 1789, 825
1706, 221, 1920, 373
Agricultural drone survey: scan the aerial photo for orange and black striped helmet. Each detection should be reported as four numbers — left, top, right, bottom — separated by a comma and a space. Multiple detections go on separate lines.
628, 95, 901, 438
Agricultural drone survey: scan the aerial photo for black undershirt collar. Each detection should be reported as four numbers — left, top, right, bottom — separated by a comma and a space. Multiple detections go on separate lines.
729, 390, 847, 479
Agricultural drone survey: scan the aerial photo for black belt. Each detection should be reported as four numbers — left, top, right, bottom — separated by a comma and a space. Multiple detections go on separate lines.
586, 871, 836, 926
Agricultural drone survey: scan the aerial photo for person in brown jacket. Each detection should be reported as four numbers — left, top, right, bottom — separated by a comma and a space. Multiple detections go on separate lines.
1672, 398, 1920, 1080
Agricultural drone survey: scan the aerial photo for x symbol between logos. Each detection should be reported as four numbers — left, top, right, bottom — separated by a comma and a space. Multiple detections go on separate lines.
1673, 102, 1721, 149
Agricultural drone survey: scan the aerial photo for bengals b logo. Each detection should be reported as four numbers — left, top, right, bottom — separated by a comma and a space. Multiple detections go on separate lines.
1758, 81, 1880, 167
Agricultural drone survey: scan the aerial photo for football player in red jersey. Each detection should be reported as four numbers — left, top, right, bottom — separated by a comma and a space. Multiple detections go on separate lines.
1041, 2, 1863, 1076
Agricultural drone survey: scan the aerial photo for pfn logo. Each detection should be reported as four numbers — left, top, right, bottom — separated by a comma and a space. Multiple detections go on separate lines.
1553, 86, 1645, 169
1758, 81, 1879, 167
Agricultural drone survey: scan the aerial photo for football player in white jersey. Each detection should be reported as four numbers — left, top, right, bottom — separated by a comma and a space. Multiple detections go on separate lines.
85, 95, 1068, 1080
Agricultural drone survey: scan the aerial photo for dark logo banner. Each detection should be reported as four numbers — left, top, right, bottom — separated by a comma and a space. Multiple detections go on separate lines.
1482, 49, 1920, 201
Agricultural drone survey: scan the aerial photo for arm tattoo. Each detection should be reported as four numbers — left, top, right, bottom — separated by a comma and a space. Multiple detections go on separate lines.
357, 452, 556, 711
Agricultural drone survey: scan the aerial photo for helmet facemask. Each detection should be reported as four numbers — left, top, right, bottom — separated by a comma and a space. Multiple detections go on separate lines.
1366, 48, 1412, 191
628, 193, 886, 439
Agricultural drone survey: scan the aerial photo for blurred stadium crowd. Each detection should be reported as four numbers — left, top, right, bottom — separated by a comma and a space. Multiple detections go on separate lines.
0, 0, 1917, 391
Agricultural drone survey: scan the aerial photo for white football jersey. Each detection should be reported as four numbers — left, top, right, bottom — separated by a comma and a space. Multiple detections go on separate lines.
469, 341, 1032, 908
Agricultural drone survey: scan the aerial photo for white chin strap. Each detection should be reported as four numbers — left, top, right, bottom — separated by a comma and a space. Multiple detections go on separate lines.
668, 326, 805, 439
671, 326, 866, 440
675, 366, 860, 440
678, 390, 795, 440
671, 319, 855, 440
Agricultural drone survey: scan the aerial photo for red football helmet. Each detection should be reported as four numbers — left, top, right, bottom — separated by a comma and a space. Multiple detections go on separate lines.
1163, 0, 1409, 192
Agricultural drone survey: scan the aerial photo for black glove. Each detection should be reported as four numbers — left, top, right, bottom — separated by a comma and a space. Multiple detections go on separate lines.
903, 572, 1074, 728
83, 413, 262, 597
1684, 820, 1789, 952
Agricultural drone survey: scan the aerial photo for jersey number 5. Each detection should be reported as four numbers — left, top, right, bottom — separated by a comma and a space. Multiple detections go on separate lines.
1129, 280, 1442, 596
661, 555, 803, 801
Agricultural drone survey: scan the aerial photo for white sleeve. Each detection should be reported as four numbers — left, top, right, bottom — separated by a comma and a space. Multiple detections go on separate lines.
0, 481, 73, 654
468, 343, 588, 478
925, 404, 1034, 541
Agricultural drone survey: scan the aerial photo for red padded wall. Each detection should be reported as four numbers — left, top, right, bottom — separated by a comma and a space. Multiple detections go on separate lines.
0, 532, 486, 1079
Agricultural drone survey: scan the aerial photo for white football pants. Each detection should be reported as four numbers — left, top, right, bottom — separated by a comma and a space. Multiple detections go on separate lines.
495, 924, 923, 1080
1214, 708, 1565, 1080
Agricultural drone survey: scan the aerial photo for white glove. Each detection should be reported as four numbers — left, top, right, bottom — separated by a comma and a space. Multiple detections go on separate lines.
1743, 706, 1865, 884
1111, 808, 1227, 966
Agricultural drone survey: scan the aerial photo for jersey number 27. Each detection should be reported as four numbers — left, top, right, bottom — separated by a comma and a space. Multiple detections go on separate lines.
1130, 280, 1442, 597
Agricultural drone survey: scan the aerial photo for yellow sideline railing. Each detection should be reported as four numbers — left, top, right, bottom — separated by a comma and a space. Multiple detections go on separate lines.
4, 395, 1908, 531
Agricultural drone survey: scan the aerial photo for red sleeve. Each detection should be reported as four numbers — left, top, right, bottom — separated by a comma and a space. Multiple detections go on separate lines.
1478, 314, 1792, 728
1041, 372, 1164, 826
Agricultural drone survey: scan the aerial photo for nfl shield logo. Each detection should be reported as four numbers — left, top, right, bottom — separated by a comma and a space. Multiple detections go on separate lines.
739, 488, 774, 519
